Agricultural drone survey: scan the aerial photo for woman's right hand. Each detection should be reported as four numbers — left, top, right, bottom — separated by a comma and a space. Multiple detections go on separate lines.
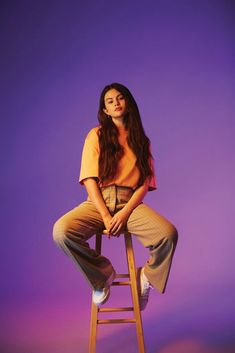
102, 213, 113, 237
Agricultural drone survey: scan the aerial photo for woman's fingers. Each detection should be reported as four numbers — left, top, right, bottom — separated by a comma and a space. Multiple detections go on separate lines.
109, 212, 128, 235
110, 220, 122, 235
109, 223, 119, 234
113, 223, 122, 235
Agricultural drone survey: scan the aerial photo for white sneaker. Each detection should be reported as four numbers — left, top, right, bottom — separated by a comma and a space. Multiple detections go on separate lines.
92, 270, 116, 306
138, 267, 153, 310
92, 287, 110, 306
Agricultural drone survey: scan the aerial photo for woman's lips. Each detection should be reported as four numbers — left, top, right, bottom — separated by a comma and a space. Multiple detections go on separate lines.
115, 107, 122, 111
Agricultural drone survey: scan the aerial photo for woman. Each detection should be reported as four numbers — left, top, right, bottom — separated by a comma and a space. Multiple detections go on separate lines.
53, 82, 178, 310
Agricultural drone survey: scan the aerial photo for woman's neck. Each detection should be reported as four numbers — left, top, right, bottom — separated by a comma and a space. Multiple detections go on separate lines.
112, 116, 126, 130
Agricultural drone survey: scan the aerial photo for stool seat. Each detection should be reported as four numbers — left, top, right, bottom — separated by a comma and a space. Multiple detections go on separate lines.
89, 230, 146, 353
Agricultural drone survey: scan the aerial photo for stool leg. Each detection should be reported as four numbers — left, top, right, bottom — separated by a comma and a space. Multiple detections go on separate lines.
125, 233, 146, 353
89, 233, 102, 353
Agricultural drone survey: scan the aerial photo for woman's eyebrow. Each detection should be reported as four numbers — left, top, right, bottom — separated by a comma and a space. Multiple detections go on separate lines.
105, 94, 123, 101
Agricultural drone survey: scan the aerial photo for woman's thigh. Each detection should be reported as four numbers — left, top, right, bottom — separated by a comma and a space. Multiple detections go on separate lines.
127, 203, 177, 247
53, 200, 104, 242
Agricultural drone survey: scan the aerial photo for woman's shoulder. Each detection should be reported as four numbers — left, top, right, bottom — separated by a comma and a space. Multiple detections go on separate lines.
86, 125, 101, 139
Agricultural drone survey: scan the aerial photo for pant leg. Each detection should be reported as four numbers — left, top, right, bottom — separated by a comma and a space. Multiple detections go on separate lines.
126, 203, 178, 294
52, 200, 115, 290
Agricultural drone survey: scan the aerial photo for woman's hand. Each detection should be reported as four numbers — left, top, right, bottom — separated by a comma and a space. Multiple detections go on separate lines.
109, 208, 131, 236
102, 213, 113, 237
107, 182, 148, 237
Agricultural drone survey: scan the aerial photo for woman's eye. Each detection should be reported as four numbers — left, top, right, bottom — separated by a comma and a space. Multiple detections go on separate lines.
107, 96, 124, 104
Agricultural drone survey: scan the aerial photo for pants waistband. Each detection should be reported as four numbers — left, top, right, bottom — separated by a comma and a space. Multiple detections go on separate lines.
100, 184, 134, 193
101, 185, 134, 213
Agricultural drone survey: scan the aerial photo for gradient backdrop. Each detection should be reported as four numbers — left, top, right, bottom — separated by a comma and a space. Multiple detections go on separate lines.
1, 1, 234, 352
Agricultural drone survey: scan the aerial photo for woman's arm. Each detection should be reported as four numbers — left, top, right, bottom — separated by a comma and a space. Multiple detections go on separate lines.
83, 178, 113, 232
109, 180, 149, 235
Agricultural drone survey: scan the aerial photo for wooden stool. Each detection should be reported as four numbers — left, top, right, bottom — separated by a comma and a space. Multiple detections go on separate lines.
89, 230, 146, 353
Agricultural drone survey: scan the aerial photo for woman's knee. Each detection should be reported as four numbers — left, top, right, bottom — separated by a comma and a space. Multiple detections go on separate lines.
165, 224, 178, 245
52, 218, 68, 245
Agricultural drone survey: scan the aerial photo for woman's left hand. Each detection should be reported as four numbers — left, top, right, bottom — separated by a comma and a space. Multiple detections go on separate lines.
109, 208, 130, 236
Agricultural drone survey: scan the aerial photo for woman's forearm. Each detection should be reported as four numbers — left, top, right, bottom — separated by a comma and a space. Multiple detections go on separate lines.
83, 178, 110, 218
122, 181, 149, 216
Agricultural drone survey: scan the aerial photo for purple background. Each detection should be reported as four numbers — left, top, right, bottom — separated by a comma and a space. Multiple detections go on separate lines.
1, 1, 234, 352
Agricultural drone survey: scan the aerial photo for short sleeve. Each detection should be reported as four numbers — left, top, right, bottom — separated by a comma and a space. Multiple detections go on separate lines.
79, 127, 100, 185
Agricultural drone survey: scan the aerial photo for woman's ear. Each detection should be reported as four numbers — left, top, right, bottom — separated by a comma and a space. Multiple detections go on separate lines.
103, 108, 108, 115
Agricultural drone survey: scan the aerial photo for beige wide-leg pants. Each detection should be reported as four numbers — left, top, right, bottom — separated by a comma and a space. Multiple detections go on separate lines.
53, 185, 178, 293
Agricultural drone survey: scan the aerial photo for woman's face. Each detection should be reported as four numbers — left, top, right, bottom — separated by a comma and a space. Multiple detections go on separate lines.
103, 88, 127, 119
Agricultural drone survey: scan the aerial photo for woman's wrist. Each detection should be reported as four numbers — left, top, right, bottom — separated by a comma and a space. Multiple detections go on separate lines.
122, 203, 137, 217
101, 210, 111, 218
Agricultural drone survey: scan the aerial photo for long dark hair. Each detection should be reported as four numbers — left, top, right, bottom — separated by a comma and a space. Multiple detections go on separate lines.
98, 82, 153, 187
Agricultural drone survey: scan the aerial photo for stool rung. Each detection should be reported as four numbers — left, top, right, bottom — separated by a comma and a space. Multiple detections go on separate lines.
97, 318, 136, 324
115, 273, 130, 278
99, 307, 133, 312
112, 281, 131, 285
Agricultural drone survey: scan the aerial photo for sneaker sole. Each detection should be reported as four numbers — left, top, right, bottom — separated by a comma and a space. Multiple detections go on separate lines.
93, 270, 116, 307
97, 288, 110, 307
137, 267, 147, 311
